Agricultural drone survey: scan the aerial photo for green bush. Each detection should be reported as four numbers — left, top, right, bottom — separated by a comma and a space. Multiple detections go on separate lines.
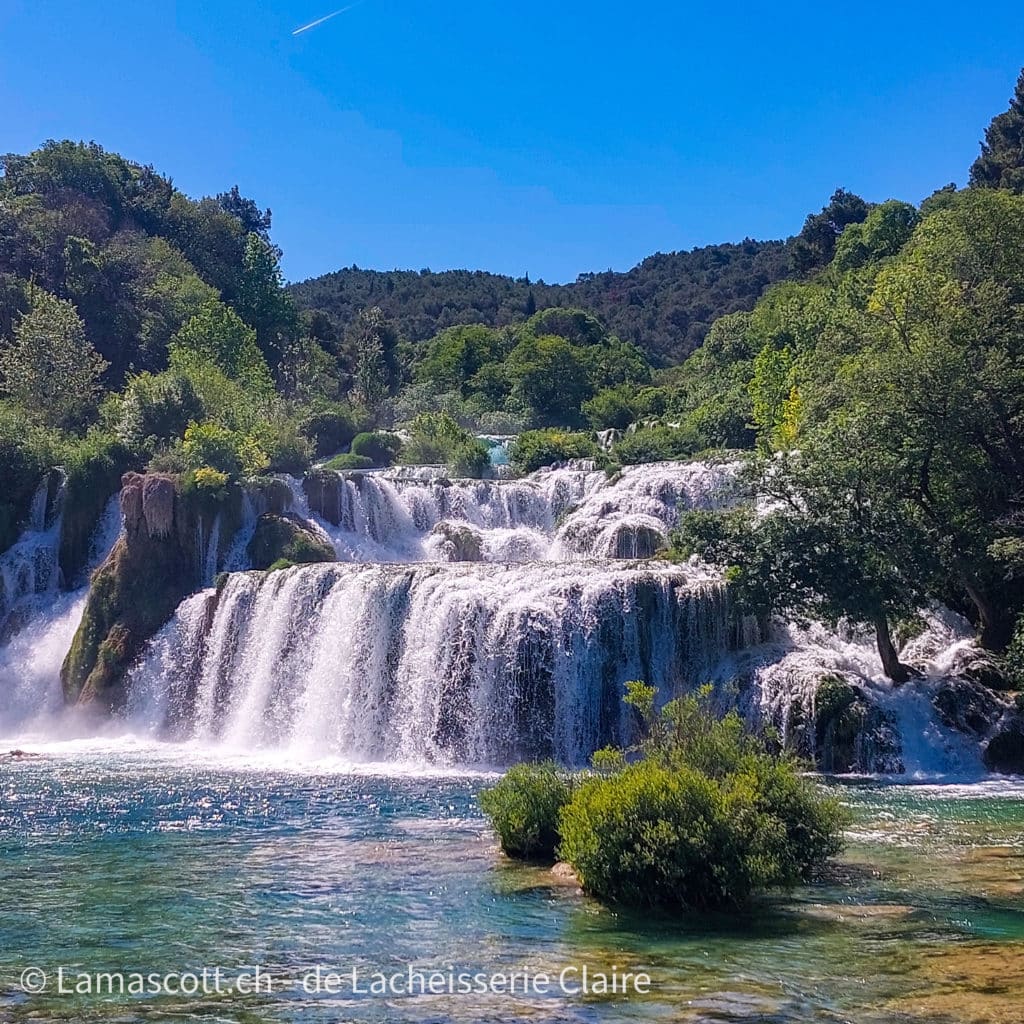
350, 430, 403, 467
583, 386, 637, 430
398, 412, 489, 478
612, 426, 695, 465
300, 404, 365, 458
554, 686, 846, 909
323, 453, 374, 471
509, 430, 599, 474
478, 762, 573, 860
251, 417, 313, 475
0, 403, 61, 552
1005, 615, 1024, 689
115, 371, 205, 454
558, 754, 844, 910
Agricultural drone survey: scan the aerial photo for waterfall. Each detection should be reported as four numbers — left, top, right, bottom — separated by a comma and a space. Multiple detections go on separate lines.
2, 454, 1011, 776
127, 560, 735, 765
0, 472, 66, 639
302, 460, 740, 564
0, 493, 122, 734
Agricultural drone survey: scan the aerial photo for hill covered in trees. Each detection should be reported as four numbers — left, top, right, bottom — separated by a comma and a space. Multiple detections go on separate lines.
288, 239, 794, 365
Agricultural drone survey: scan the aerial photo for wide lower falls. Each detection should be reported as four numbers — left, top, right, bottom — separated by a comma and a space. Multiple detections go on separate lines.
1, 458, 1022, 774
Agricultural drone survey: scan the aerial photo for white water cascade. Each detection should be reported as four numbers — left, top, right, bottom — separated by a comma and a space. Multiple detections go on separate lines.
0, 494, 123, 733
1, 457, 1015, 775
127, 560, 737, 765
303, 459, 741, 564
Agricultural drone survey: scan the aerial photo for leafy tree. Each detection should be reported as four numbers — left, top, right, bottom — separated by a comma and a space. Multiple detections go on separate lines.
789, 189, 870, 276
970, 68, 1024, 193
0, 289, 107, 429
169, 299, 274, 399
677, 438, 934, 682
235, 233, 299, 367
505, 334, 593, 425
348, 306, 400, 411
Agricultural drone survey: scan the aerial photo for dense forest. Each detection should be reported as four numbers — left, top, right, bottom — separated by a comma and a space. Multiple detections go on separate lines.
288, 239, 794, 365
1, 68, 1024, 682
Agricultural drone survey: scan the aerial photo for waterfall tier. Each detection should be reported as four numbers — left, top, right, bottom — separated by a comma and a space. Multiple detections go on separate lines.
128, 560, 737, 766
302, 459, 740, 563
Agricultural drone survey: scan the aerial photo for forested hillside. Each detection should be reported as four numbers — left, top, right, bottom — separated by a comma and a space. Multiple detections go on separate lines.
289, 239, 792, 365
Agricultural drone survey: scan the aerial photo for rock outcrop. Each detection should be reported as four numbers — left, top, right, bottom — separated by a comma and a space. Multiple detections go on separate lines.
247, 513, 336, 570
61, 472, 240, 710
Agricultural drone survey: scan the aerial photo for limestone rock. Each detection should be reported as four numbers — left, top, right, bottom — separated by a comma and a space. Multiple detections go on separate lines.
247, 513, 336, 570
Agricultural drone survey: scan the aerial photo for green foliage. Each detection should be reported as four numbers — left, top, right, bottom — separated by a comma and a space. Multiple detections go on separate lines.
509, 430, 599, 474
115, 371, 204, 454
478, 762, 573, 861
350, 430, 403, 467
299, 403, 364, 457
288, 240, 794, 366
169, 299, 274, 398
556, 686, 846, 910
789, 189, 870, 276
399, 412, 489, 477
970, 68, 1024, 193
323, 452, 374, 471
348, 306, 400, 410
0, 288, 108, 430
181, 421, 269, 477
1003, 616, 1024, 690
583, 385, 638, 430
0, 402, 61, 551
611, 426, 694, 465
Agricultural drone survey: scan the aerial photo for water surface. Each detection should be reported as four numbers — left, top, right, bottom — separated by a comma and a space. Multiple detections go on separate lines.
1, 744, 1022, 1023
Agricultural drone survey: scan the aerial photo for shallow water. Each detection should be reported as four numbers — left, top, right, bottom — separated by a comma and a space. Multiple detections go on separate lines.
1, 745, 1022, 1023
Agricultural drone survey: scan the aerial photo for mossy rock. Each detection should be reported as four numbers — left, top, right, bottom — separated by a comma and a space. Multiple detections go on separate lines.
62, 471, 240, 710
247, 513, 335, 570
244, 476, 294, 516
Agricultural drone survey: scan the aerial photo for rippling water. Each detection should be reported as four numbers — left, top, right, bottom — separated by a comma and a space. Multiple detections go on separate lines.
1, 744, 1023, 1022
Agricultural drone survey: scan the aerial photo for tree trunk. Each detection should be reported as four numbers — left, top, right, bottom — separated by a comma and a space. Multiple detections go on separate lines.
964, 580, 1014, 652
874, 613, 911, 684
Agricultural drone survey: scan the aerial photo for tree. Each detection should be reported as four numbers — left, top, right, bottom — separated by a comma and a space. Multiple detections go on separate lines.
505, 333, 593, 425
970, 68, 1024, 193
169, 299, 274, 396
216, 185, 272, 238
235, 233, 299, 367
348, 306, 400, 412
0, 289, 108, 429
789, 189, 870, 276
677, 437, 933, 682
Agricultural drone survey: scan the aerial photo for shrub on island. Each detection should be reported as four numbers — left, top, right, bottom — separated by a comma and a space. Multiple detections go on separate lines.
478, 762, 573, 860
350, 431, 403, 467
509, 430, 599, 474
323, 453, 375, 472
479, 683, 847, 909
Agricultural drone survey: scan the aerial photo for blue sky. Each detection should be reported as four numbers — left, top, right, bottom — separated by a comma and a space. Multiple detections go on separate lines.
1, 1, 1022, 283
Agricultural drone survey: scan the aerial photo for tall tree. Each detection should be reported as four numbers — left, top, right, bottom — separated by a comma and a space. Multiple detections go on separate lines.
348, 306, 400, 411
970, 68, 1024, 193
0, 289, 108, 429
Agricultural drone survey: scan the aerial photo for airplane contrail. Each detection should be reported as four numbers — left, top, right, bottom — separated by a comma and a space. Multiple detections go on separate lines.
292, 0, 367, 35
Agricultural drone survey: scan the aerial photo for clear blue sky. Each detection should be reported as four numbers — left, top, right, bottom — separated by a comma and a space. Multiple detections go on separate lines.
1, 1, 1022, 283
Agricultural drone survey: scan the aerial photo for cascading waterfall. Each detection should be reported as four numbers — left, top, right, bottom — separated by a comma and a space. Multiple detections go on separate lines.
127, 560, 735, 765
0, 494, 122, 733
0, 472, 66, 639
303, 459, 740, 564
1, 456, 1013, 775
